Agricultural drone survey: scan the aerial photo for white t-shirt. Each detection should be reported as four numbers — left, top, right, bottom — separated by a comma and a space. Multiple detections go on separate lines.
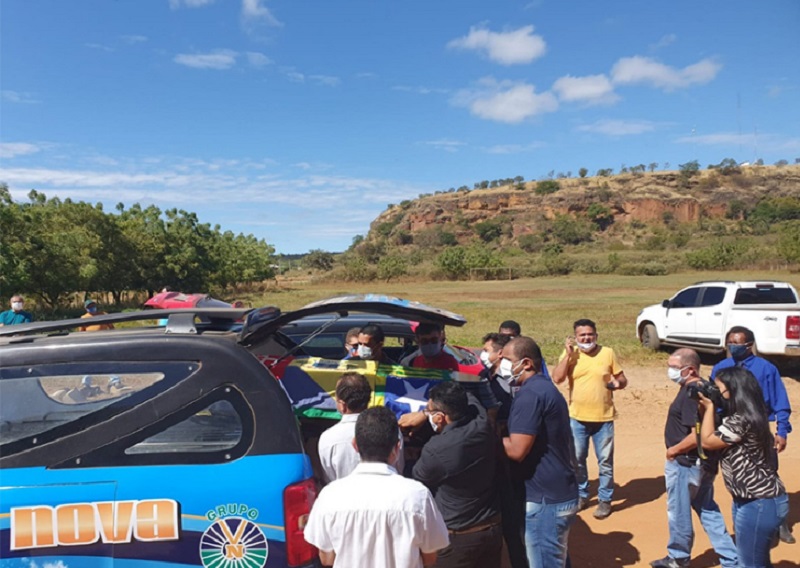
304, 462, 450, 568
318, 413, 405, 482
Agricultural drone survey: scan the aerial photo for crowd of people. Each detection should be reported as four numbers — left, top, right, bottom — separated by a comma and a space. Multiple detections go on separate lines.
303, 321, 794, 568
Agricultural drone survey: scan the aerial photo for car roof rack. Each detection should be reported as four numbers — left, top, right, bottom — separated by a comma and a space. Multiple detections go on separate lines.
0, 308, 250, 338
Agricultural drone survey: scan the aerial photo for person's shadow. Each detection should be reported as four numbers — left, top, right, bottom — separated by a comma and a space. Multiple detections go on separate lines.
613, 476, 666, 513
569, 516, 638, 566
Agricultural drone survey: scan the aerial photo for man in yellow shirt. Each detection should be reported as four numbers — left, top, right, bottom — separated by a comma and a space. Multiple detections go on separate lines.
79, 299, 115, 332
552, 318, 628, 520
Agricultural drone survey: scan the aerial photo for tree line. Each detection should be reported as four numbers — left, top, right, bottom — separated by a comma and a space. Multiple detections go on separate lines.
0, 185, 275, 308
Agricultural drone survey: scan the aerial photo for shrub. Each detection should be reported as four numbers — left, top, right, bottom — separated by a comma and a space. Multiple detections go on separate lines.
377, 255, 408, 282
685, 239, 751, 270
475, 219, 503, 242
535, 180, 560, 195
777, 221, 800, 264
615, 261, 669, 276
518, 233, 544, 253
552, 214, 593, 245
343, 256, 376, 281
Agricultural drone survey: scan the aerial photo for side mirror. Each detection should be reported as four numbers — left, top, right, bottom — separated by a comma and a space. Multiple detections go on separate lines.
661, 299, 670, 308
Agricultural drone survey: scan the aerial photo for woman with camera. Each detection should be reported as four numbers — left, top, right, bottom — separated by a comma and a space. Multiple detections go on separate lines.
698, 367, 788, 568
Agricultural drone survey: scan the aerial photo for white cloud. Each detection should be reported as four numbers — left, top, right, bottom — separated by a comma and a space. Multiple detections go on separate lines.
392, 85, 448, 95
419, 140, 467, 153
309, 74, 341, 87
0, 142, 41, 158
483, 142, 545, 154
174, 50, 238, 70
1, 90, 40, 104
452, 78, 558, 124
447, 25, 546, 66
121, 34, 148, 44
674, 131, 800, 151
552, 74, 618, 105
241, 0, 282, 26
649, 34, 677, 51
246, 52, 272, 67
85, 43, 114, 52
611, 56, 721, 91
577, 119, 657, 136
169, 0, 215, 8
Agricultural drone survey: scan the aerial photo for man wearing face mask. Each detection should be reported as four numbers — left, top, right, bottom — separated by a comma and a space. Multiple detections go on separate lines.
409, 323, 461, 371
552, 318, 627, 520
710, 326, 794, 543
348, 324, 395, 364
79, 299, 115, 332
0, 295, 33, 326
651, 348, 737, 568
412, 381, 502, 568
503, 336, 578, 568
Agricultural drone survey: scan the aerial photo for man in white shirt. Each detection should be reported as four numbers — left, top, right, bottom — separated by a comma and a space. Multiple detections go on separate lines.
305, 406, 450, 568
318, 372, 404, 482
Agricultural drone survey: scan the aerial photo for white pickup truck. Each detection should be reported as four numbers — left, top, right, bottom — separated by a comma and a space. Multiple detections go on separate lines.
636, 280, 800, 359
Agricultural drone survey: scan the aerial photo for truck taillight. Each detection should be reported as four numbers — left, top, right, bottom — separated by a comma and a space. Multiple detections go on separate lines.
284, 478, 318, 566
787, 316, 800, 341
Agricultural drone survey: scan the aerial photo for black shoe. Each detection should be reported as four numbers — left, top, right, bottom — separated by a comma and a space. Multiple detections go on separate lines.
779, 521, 796, 544
650, 556, 690, 568
577, 497, 589, 511
593, 500, 612, 519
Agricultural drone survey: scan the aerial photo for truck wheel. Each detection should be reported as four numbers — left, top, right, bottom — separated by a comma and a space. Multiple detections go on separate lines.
641, 323, 661, 350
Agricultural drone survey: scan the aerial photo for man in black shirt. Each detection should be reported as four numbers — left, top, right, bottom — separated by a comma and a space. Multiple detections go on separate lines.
651, 348, 737, 568
412, 382, 502, 568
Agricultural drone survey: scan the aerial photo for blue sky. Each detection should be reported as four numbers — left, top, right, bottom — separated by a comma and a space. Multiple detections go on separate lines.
2, 0, 799, 254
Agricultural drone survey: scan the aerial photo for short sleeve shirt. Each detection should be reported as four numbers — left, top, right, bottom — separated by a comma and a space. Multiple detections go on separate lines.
507, 374, 578, 504
304, 462, 450, 568
558, 346, 622, 422
716, 413, 785, 499
664, 384, 701, 467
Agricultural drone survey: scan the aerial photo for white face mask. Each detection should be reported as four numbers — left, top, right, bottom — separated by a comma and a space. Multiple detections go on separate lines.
428, 412, 442, 433
667, 366, 687, 384
576, 341, 596, 352
11, 302, 24, 311
501, 359, 526, 384
479, 350, 491, 367
498, 358, 513, 378
357, 344, 373, 359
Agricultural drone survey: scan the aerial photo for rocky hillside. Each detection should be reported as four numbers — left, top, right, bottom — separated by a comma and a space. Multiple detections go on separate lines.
367, 164, 800, 243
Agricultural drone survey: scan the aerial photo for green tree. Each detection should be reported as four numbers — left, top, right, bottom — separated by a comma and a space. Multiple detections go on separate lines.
304, 249, 335, 271
474, 219, 502, 242
586, 203, 614, 231
552, 214, 593, 245
377, 255, 408, 282
578, 168, 588, 178
777, 221, 800, 264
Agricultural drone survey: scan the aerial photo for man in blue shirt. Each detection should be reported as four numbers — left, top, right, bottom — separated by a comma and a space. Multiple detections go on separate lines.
710, 325, 794, 543
0, 295, 33, 326
503, 336, 578, 568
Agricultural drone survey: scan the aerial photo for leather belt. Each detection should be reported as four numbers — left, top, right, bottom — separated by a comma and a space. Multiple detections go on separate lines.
448, 514, 502, 535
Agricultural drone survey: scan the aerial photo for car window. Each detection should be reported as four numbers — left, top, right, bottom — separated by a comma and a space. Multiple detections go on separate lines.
126, 400, 242, 454
699, 287, 727, 307
0, 372, 163, 445
671, 287, 700, 308
734, 287, 798, 304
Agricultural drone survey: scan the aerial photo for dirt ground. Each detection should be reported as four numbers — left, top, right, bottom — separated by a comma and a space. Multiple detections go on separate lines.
564, 364, 800, 567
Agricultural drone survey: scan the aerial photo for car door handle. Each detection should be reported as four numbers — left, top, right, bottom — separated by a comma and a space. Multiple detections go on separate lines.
686, 312, 692, 316
714, 312, 722, 316
764, 316, 777, 322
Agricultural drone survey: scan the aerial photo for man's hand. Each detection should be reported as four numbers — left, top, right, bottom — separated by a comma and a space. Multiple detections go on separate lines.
565, 335, 576, 355
398, 411, 426, 432
666, 446, 678, 461
775, 434, 787, 453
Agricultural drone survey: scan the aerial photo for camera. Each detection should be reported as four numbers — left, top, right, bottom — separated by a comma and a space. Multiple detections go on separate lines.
687, 380, 726, 411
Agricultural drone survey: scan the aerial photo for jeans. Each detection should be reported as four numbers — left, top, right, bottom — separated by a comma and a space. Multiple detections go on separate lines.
570, 419, 614, 502
732, 493, 789, 568
524, 498, 578, 568
664, 459, 737, 567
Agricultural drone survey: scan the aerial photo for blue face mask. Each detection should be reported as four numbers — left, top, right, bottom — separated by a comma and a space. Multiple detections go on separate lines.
87, 306, 98, 314
728, 344, 749, 360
